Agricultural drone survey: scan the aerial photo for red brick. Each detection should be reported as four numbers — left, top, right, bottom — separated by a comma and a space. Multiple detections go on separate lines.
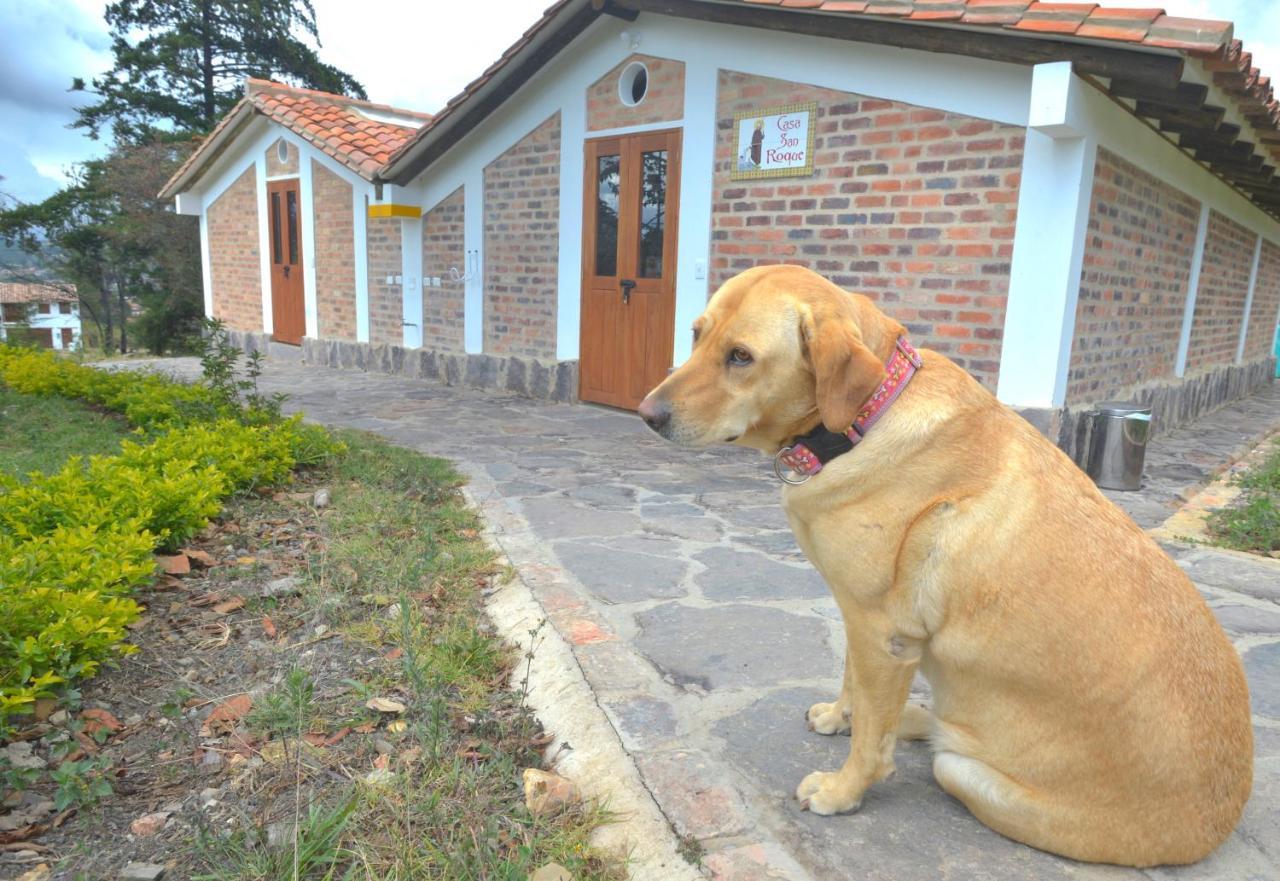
207, 166, 262, 332
483, 113, 560, 359
312, 160, 356, 341
422, 186, 465, 351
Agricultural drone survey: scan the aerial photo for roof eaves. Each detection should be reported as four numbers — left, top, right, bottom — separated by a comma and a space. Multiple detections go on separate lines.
158, 97, 257, 199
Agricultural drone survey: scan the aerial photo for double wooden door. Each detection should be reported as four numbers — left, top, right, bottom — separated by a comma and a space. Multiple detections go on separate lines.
580, 129, 681, 409
267, 178, 305, 345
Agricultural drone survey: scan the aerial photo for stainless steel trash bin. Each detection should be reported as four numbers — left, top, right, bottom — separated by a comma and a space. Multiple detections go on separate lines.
1085, 402, 1152, 491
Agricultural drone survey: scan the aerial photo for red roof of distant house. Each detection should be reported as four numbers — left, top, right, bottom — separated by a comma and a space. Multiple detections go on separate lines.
0, 283, 78, 305
159, 80, 431, 198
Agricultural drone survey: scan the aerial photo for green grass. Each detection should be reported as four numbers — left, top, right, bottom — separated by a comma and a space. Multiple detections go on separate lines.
0, 386, 129, 477
1207, 437, 1280, 554
195, 430, 623, 881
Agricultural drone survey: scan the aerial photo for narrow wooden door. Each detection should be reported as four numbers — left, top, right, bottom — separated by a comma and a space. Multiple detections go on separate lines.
267, 179, 305, 345
580, 129, 681, 409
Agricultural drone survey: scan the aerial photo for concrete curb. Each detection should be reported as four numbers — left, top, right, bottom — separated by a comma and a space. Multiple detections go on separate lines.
462, 474, 706, 881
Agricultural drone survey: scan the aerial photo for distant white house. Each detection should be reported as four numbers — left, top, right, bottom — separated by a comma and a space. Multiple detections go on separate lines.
0, 283, 82, 350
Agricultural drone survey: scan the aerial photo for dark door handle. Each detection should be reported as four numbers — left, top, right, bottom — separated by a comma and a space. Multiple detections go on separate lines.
283, 265, 291, 278
620, 279, 636, 304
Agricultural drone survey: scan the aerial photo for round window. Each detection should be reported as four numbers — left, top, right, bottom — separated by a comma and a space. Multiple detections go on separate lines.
618, 61, 649, 107
276, 141, 289, 164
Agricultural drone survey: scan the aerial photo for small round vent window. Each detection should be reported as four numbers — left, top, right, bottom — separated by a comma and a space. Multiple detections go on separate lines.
618, 61, 649, 107
276, 141, 289, 164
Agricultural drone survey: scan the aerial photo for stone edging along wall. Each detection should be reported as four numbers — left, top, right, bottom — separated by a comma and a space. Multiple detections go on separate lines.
223, 330, 579, 404
226, 331, 1271, 462
1020, 357, 1277, 465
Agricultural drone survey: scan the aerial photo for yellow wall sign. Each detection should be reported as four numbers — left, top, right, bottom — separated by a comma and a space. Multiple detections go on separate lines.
731, 102, 817, 181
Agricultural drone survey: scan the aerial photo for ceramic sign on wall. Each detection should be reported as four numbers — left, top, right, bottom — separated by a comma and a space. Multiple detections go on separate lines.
731, 102, 817, 180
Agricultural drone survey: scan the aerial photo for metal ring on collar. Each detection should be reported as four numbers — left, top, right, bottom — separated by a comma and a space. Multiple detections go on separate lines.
773, 448, 812, 485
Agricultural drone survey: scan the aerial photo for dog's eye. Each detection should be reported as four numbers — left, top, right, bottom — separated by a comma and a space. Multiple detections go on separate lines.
692, 327, 701, 345
727, 347, 753, 367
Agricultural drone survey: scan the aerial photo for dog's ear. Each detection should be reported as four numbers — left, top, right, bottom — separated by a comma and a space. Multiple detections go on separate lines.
799, 303, 887, 432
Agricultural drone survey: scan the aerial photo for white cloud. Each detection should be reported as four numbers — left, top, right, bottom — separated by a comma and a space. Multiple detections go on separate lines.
307, 0, 545, 114
0, 0, 111, 202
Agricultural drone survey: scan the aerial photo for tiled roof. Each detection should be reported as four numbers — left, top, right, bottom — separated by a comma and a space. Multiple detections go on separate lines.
160, 80, 430, 198
734, 2, 1277, 138
246, 80, 431, 178
0, 283, 77, 304
738, 2, 1232, 52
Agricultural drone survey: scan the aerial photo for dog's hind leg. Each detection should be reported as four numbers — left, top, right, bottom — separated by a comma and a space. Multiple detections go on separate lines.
896, 702, 931, 741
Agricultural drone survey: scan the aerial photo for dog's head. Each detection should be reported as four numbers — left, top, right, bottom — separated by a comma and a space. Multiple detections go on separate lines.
638, 265, 904, 451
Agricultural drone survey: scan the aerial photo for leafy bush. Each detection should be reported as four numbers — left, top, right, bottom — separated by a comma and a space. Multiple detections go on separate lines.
0, 342, 344, 724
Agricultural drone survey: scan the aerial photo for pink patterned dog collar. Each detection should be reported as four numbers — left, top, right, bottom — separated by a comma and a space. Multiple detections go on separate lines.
774, 336, 923, 484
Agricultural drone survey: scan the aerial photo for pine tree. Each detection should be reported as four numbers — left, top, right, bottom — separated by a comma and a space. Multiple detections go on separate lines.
73, 0, 366, 142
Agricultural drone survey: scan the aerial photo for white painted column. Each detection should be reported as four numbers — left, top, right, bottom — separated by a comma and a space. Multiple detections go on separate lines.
198, 212, 214, 319
464, 170, 485, 354
556, 98, 585, 361
299, 152, 319, 339
672, 55, 718, 367
996, 63, 1096, 409
254, 155, 274, 336
402, 216, 424, 348
1174, 204, 1211, 377
1235, 235, 1263, 363
354, 187, 371, 343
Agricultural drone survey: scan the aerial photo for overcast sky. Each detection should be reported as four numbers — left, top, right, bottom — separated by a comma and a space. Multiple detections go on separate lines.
1, 0, 1276, 205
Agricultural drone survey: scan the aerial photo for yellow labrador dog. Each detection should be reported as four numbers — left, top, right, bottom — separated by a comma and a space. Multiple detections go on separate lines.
637, 265, 1252, 867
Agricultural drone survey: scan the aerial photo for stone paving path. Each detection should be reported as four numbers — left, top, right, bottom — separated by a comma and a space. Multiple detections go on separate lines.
142, 358, 1279, 881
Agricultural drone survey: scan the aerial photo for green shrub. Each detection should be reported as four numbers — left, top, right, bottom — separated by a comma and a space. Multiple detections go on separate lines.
0, 343, 344, 725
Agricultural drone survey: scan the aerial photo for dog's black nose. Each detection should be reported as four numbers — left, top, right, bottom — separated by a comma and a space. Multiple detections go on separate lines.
638, 396, 671, 433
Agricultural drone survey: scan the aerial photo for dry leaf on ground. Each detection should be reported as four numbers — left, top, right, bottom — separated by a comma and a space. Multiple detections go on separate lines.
365, 697, 406, 714
199, 694, 252, 736
156, 554, 190, 575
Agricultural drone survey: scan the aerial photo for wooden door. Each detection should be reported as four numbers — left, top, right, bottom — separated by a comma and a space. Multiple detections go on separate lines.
60, 328, 73, 348
580, 129, 681, 409
267, 179, 305, 345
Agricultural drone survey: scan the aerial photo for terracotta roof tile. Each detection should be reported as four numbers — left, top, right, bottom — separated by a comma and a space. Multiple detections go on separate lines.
1144, 14, 1233, 53
0, 283, 77, 305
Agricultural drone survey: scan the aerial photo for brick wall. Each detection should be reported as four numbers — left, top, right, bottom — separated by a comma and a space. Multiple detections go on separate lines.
367, 215, 403, 346
711, 71, 1023, 389
266, 138, 299, 177
587, 54, 684, 132
1066, 147, 1201, 404
311, 160, 357, 340
1243, 238, 1280, 361
422, 186, 466, 351
483, 113, 560, 360
207, 165, 262, 332
1186, 210, 1257, 372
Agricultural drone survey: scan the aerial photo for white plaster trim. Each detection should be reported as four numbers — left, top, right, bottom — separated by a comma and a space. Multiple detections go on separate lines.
1175, 204, 1212, 379
402, 216, 424, 348
199, 212, 213, 319
355, 188, 371, 343
464, 170, 485, 354
299, 151, 319, 340
586, 118, 686, 139
556, 90, 586, 361
1236, 235, 1263, 364
264, 172, 300, 182
255, 154, 273, 336
199, 123, 276, 211
672, 53, 717, 366
996, 125, 1096, 409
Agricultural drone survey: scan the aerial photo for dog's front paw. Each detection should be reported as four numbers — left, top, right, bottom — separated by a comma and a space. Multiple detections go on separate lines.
796, 770, 863, 815
806, 701, 851, 735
